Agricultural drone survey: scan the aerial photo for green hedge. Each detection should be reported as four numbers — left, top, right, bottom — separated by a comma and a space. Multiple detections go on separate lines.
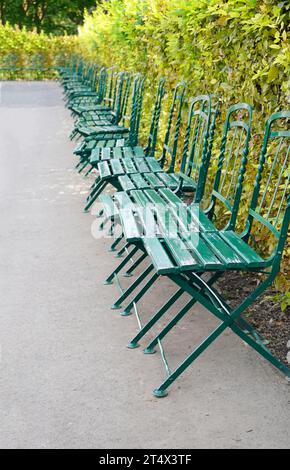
79, 0, 290, 299
0, 24, 78, 79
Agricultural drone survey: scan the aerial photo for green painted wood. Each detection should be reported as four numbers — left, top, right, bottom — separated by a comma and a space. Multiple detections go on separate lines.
130, 173, 150, 189
219, 231, 264, 265
143, 237, 175, 274
144, 172, 165, 188
98, 194, 117, 219
110, 159, 124, 176
202, 232, 243, 266
122, 158, 137, 174
119, 206, 141, 242
117, 175, 136, 192
98, 161, 111, 179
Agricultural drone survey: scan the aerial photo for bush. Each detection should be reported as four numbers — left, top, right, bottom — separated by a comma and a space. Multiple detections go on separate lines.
0, 24, 78, 79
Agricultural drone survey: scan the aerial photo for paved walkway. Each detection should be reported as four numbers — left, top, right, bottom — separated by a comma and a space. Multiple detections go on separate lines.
0, 81, 289, 449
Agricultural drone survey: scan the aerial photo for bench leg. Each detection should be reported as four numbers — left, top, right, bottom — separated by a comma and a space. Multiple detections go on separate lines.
112, 264, 155, 311
104, 245, 139, 285
128, 288, 184, 349
109, 234, 124, 252
144, 273, 221, 354
124, 252, 147, 276
78, 160, 89, 174
87, 177, 103, 199
115, 242, 130, 258
231, 323, 290, 378
153, 322, 228, 397
120, 269, 159, 317
84, 165, 93, 177
84, 181, 107, 212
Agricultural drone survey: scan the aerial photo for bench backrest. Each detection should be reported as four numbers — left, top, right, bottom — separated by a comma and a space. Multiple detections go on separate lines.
244, 111, 290, 272
158, 82, 186, 170
144, 77, 166, 158
178, 95, 220, 202
96, 67, 107, 103
128, 75, 146, 146
205, 103, 253, 230
102, 67, 118, 109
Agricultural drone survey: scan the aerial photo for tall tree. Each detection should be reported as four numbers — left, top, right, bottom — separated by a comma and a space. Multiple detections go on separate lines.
0, 0, 100, 34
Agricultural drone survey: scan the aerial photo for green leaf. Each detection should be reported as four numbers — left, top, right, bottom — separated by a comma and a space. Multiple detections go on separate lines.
268, 65, 279, 82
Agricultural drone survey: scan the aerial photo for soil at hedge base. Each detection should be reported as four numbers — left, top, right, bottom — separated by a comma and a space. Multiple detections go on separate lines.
216, 271, 290, 368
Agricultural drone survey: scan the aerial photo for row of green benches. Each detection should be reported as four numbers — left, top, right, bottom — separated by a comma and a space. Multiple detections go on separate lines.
59, 59, 290, 397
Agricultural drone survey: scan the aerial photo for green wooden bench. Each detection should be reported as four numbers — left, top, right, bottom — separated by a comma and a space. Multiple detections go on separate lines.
68, 69, 124, 141
83, 80, 187, 211
68, 66, 115, 114
113, 111, 290, 397
67, 67, 107, 116
98, 104, 252, 353
63, 62, 98, 102
74, 74, 145, 175
70, 68, 123, 127
82, 77, 166, 181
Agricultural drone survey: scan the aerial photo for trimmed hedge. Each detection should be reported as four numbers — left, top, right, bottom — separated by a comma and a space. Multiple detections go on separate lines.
0, 24, 78, 79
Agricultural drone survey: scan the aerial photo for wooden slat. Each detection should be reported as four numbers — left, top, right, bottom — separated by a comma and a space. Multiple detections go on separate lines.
110, 159, 124, 176
122, 158, 137, 174
158, 187, 182, 205
107, 140, 117, 147
188, 204, 216, 232
98, 161, 111, 179
130, 173, 149, 189
156, 172, 179, 188
130, 190, 150, 207
144, 172, 165, 188
119, 206, 141, 242
118, 175, 136, 191
114, 191, 134, 208
101, 147, 111, 160
146, 159, 162, 172
90, 148, 101, 164
134, 146, 145, 158
87, 140, 98, 151
201, 232, 242, 267
219, 231, 264, 265
123, 147, 134, 158
134, 158, 150, 173
96, 140, 105, 148
143, 237, 175, 274
185, 233, 221, 268
113, 147, 123, 158
98, 194, 117, 218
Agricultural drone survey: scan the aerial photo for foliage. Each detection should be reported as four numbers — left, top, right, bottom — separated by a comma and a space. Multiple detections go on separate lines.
79, 0, 290, 299
0, 24, 78, 78
0, 0, 99, 35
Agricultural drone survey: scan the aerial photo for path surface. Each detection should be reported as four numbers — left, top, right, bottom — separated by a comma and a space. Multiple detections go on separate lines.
0, 81, 289, 449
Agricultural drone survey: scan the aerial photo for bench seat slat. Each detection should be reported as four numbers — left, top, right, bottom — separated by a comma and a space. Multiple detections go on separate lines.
118, 175, 136, 191
122, 158, 137, 174
201, 232, 243, 267
143, 237, 175, 274
98, 161, 111, 179
219, 231, 264, 265
130, 173, 150, 189
90, 148, 101, 163
109, 159, 124, 176
144, 172, 165, 188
